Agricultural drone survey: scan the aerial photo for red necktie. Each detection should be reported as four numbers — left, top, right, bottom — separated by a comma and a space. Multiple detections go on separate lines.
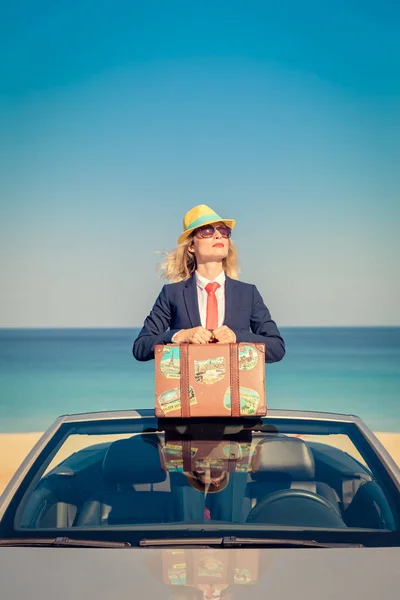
204, 507, 211, 520
205, 282, 220, 330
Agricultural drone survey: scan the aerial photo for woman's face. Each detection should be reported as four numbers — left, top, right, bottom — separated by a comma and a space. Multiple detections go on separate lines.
189, 221, 230, 263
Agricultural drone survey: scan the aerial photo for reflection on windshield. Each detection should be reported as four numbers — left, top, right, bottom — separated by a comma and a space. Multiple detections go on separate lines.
151, 548, 261, 598
16, 421, 397, 533
140, 547, 265, 599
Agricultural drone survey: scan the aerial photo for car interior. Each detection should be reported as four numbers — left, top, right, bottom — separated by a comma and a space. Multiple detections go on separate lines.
16, 427, 397, 532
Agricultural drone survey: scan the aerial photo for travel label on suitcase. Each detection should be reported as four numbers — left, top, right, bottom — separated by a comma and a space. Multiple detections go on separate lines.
154, 342, 266, 418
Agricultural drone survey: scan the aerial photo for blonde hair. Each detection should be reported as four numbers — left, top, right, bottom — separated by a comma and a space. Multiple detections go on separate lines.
159, 235, 240, 282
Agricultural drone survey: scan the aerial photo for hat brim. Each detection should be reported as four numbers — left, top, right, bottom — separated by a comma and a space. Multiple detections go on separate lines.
178, 218, 236, 245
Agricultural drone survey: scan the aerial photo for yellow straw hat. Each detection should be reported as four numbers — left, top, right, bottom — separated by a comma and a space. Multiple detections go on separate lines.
178, 204, 235, 244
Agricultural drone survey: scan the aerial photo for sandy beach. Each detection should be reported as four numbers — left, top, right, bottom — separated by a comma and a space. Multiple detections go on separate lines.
0, 431, 400, 498
0, 433, 43, 496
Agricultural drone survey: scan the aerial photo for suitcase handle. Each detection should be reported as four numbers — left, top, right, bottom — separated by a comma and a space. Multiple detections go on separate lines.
207, 329, 218, 343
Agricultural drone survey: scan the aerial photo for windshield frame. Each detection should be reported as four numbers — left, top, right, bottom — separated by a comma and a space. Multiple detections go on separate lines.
1, 414, 400, 548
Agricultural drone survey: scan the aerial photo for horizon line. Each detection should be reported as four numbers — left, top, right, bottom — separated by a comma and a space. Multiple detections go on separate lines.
1, 325, 400, 330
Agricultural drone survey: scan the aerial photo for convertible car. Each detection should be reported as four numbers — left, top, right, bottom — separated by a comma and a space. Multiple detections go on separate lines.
1, 408, 400, 599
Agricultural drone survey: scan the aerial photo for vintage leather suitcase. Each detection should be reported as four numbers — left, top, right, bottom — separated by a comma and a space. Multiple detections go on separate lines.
154, 342, 266, 418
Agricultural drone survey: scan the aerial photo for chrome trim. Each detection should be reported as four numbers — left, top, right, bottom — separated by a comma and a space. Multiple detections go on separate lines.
262, 410, 355, 423
58, 410, 142, 423
55, 408, 356, 424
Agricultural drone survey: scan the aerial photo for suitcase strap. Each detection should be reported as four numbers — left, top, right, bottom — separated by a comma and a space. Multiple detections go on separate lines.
180, 343, 241, 418
180, 343, 191, 418
182, 439, 192, 472
230, 344, 240, 417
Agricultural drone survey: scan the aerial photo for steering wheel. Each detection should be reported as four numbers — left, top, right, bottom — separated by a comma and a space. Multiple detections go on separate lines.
246, 489, 346, 528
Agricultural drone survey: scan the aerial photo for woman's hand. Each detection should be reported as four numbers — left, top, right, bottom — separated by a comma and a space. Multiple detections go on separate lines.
212, 326, 237, 344
173, 327, 213, 344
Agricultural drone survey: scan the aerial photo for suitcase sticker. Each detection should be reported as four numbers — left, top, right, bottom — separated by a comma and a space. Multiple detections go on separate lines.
197, 556, 224, 579
160, 346, 181, 379
238, 345, 259, 371
223, 386, 260, 416
166, 551, 187, 585
234, 568, 254, 584
194, 357, 226, 385
157, 385, 197, 414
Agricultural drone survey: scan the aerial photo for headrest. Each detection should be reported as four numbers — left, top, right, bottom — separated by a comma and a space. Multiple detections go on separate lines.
252, 436, 315, 481
102, 435, 166, 484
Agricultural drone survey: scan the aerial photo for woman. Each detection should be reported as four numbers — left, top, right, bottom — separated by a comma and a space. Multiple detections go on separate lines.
133, 204, 285, 362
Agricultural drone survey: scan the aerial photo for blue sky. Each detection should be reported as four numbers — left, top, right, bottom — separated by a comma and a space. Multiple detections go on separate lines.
1, 1, 399, 327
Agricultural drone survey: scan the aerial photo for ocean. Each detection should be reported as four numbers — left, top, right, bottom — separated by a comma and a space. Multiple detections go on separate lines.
0, 327, 399, 433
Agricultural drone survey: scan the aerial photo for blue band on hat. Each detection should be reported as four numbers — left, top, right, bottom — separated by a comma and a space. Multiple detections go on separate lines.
186, 213, 222, 230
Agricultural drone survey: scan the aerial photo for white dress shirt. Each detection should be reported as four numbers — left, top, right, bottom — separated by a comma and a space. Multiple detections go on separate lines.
195, 270, 226, 328
171, 270, 226, 342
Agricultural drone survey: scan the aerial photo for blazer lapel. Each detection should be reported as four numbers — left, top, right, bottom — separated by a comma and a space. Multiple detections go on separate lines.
183, 274, 201, 327
223, 275, 237, 327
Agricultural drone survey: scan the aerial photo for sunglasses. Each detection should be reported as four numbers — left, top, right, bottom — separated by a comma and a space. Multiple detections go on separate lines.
194, 224, 232, 239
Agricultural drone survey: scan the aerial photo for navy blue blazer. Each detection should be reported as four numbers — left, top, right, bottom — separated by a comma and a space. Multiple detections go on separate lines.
132, 274, 285, 363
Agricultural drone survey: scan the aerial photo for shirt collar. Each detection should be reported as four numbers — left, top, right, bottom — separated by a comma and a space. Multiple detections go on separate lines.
195, 270, 226, 291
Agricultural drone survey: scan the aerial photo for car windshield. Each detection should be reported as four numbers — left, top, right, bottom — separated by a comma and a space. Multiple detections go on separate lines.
4, 415, 400, 545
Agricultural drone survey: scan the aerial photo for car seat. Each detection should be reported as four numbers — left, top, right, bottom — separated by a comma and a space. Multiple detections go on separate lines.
76, 435, 177, 526
246, 435, 341, 515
